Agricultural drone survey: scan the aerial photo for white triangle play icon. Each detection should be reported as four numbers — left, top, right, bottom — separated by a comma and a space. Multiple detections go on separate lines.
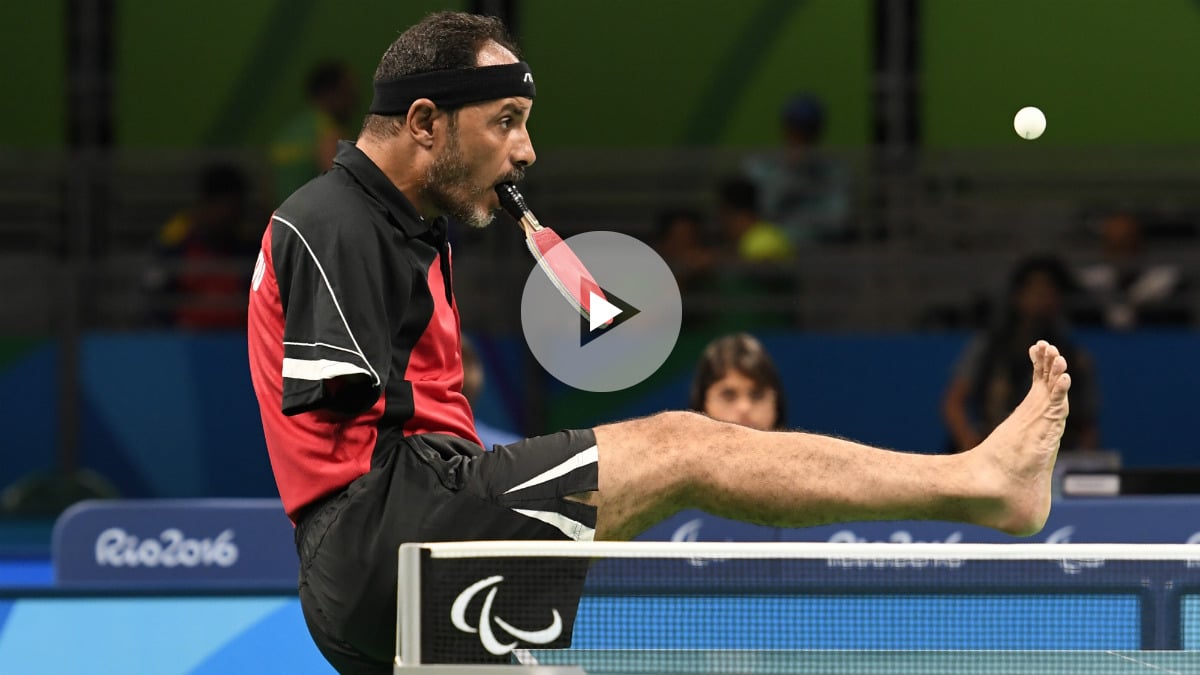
589, 292, 622, 331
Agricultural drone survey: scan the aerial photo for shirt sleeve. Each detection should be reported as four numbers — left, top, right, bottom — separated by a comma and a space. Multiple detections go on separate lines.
270, 212, 400, 416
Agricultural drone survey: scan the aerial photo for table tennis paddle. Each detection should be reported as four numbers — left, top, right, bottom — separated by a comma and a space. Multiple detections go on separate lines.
496, 182, 608, 325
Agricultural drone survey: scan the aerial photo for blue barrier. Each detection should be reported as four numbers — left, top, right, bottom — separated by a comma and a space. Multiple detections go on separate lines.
3, 331, 1199, 502
23, 496, 1200, 592
52, 499, 297, 589
640, 498, 1200, 547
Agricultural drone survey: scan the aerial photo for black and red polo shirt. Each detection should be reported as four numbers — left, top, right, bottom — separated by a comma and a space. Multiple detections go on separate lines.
248, 141, 480, 519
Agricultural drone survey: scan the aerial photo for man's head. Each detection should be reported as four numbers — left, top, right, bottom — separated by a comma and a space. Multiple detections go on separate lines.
306, 60, 357, 127
781, 93, 826, 148
1100, 212, 1142, 258
359, 12, 535, 229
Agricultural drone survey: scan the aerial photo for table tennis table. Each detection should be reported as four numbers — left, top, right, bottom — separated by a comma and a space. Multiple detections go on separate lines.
528, 648, 1200, 674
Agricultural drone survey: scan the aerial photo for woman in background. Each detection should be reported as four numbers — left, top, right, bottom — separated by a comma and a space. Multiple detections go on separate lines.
943, 256, 1100, 453
690, 333, 788, 431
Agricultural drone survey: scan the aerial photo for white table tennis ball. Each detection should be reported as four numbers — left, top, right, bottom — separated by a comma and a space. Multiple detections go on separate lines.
1013, 106, 1046, 140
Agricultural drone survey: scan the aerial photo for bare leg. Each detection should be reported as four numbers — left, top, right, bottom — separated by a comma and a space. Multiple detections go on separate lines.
588, 340, 1070, 541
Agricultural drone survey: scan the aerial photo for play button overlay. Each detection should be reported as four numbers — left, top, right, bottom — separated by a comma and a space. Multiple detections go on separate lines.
588, 291, 622, 332
521, 231, 681, 392
581, 287, 639, 346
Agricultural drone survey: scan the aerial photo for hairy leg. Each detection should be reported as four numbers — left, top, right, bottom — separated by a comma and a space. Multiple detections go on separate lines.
588, 340, 1070, 541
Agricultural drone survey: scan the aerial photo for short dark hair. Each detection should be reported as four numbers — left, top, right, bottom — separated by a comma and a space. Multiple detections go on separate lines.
361, 12, 519, 138
688, 333, 788, 429
781, 92, 826, 141
306, 60, 350, 99
1008, 254, 1077, 297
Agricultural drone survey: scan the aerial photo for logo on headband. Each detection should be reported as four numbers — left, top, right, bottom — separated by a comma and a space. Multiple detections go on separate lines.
451, 575, 563, 655
524, 73, 533, 84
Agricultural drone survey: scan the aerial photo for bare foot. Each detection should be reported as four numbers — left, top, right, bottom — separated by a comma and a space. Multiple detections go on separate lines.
967, 340, 1072, 535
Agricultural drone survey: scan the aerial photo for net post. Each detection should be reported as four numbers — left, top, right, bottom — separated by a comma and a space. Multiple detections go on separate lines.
396, 543, 424, 667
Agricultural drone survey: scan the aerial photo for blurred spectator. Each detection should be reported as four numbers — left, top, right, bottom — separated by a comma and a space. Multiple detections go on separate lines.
145, 164, 259, 330
717, 177, 793, 262
461, 335, 521, 450
1075, 212, 1189, 329
652, 207, 715, 294
270, 60, 358, 203
689, 333, 787, 431
708, 178, 796, 331
942, 256, 1100, 453
744, 92, 851, 244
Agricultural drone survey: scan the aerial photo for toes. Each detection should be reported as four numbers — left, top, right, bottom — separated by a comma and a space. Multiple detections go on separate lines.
1051, 372, 1072, 402
1030, 342, 1046, 379
1040, 342, 1061, 382
1050, 354, 1068, 378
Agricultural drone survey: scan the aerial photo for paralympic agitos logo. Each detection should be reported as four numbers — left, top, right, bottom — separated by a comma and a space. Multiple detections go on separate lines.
451, 576, 563, 655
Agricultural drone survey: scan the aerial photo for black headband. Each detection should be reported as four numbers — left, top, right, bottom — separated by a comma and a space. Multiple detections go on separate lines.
369, 62, 536, 115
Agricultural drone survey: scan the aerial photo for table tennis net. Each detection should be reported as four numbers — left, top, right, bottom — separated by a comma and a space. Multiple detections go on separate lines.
396, 542, 1200, 673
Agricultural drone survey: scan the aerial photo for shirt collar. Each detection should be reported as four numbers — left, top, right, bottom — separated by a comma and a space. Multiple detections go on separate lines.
333, 140, 443, 239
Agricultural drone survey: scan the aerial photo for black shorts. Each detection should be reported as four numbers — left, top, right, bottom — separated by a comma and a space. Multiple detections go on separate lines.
294, 429, 599, 675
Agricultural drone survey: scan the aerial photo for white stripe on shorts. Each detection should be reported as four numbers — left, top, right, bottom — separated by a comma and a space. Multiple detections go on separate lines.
503, 445, 598, 495
511, 508, 596, 542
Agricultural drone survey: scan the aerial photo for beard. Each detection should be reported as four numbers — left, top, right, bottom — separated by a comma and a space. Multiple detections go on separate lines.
424, 124, 525, 230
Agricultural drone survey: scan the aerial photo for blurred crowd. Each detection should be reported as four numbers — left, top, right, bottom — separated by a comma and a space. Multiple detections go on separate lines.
131, 68, 1194, 474
141, 61, 360, 331
140, 63, 1195, 341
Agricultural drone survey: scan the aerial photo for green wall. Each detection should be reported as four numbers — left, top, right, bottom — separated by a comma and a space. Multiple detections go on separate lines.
0, 2, 65, 147
520, 0, 871, 148
116, 0, 465, 147
114, 0, 869, 149
7, 1, 1197, 150
923, 0, 1200, 147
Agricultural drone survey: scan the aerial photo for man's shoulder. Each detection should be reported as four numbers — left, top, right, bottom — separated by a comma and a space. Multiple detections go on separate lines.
275, 169, 382, 236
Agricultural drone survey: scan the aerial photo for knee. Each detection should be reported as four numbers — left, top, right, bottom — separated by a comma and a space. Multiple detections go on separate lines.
643, 410, 735, 460
596, 410, 734, 471
598, 410, 706, 463
650, 409, 716, 441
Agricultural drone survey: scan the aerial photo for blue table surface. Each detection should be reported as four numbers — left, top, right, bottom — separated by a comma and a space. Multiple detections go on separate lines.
530, 649, 1200, 674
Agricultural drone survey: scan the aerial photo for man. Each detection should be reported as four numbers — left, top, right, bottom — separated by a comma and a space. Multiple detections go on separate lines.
248, 12, 1072, 674
743, 92, 852, 244
270, 60, 359, 202
148, 163, 258, 329
1075, 212, 1188, 329
716, 177, 793, 263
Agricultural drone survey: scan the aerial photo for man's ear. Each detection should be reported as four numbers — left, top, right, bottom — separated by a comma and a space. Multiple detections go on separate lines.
405, 98, 439, 149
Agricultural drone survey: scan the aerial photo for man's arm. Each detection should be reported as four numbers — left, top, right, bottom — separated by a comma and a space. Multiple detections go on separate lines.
272, 210, 398, 417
